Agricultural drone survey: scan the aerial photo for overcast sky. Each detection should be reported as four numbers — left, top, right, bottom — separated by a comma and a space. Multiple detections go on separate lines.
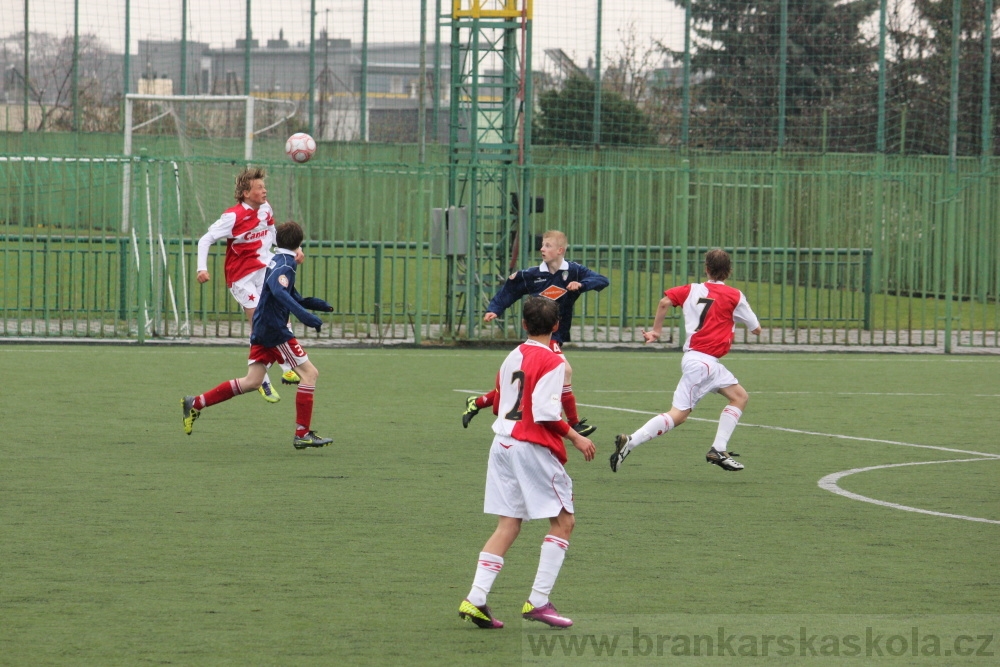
6, 1, 686, 70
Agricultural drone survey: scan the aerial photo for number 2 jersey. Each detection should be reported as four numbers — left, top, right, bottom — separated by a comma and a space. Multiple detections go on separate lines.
665, 281, 761, 359
491, 339, 569, 464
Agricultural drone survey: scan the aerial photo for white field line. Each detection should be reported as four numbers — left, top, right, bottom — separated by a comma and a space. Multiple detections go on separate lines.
456, 390, 1000, 525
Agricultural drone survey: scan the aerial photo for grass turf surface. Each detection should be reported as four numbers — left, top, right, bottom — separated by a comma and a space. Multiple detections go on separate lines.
2, 346, 998, 665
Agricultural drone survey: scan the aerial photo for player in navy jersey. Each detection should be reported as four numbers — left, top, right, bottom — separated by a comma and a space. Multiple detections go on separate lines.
181, 221, 335, 450
609, 248, 762, 473
461, 230, 609, 437
458, 297, 596, 631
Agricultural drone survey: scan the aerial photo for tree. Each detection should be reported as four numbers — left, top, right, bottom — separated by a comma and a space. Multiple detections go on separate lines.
1, 31, 121, 132
533, 74, 658, 147
668, 0, 880, 151
886, 0, 1000, 155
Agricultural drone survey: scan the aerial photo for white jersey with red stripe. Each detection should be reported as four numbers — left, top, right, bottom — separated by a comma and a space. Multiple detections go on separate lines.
196, 201, 275, 287
492, 339, 568, 463
665, 281, 760, 359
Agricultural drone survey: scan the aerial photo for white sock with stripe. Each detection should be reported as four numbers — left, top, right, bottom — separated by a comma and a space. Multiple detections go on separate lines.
628, 413, 675, 450
711, 405, 743, 452
467, 552, 503, 606
528, 535, 569, 607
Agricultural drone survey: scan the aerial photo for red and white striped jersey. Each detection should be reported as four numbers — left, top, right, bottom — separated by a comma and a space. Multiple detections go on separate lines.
492, 339, 569, 463
197, 201, 275, 286
665, 281, 760, 359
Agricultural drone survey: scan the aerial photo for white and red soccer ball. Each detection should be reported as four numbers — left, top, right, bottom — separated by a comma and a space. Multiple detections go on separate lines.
285, 132, 317, 163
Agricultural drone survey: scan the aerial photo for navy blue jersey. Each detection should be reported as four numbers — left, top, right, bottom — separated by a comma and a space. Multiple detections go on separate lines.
486, 260, 609, 343
250, 249, 332, 348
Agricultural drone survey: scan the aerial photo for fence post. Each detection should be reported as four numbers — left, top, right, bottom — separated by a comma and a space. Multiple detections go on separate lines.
681, 0, 691, 148
244, 0, 252, 95
778, 0, 788, 150
677, 160, 691, 343
593, 0, 603, 146
619, 245, 628, 329
22, 0, 29, 134
119, 237, 129, 321
863, 250, 873, 332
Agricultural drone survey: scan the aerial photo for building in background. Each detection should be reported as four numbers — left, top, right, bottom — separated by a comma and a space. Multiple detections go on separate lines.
137, 34, 450, 142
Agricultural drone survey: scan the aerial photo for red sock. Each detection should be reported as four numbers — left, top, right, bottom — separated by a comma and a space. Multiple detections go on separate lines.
295, 384, 315, 437
197, 379, 242, 409
561, 385, 579, 425
476, 389, 497, 410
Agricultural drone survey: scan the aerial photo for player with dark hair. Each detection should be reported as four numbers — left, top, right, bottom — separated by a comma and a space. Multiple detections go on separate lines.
609, 248, 762, 472
462, 230, 609, 436
195, 166, 301, 403
458, 296, 596, 630
182, 221, 335, 449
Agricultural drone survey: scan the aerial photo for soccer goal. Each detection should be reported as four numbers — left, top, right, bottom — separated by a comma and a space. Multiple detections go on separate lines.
122, 94, 298, 339
123, 94, 298, 227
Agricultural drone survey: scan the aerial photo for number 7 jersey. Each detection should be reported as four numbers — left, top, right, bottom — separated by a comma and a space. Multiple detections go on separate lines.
665, 281, 761, 359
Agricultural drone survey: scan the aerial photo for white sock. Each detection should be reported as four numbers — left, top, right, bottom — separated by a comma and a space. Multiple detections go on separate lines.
711, 406, 743, 451
467, 552, 503, 606
528, 535, 569, 607
628, 413, 675, 449
262, 371, 272, 386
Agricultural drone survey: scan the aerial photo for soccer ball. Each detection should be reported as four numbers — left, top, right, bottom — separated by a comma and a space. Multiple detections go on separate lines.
285, 132, 316, 163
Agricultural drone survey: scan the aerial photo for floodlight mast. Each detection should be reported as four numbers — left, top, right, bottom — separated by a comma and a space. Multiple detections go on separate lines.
446, 0, 534, 340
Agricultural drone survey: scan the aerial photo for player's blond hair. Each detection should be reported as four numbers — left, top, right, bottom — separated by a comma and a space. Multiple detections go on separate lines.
234, 166, 267, 202
542, 230, 568, 248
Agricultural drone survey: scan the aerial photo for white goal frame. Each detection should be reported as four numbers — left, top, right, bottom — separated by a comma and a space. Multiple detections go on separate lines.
122, 94, 298, 231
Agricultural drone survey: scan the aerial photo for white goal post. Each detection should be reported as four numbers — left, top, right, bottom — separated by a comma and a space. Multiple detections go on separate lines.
121, 94, 297, 338
122, 94, 298, 231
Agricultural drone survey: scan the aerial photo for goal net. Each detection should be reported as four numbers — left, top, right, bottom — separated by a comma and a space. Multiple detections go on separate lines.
122, 94, 298, 339
123, 94, 299, 226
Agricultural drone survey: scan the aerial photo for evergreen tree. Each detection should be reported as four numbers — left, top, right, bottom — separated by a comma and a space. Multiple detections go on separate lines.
669, 0, 879, 151
534, 74, 658, 147
886, 0, 1000, 155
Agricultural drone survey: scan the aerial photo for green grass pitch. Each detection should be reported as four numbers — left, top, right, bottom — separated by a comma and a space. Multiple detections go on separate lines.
2, 345, 997, 665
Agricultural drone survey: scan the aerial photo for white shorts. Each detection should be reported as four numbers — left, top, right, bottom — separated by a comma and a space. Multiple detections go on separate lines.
672, 350, 739, 411
229, 268, 266, 310
484, 436, 574, 521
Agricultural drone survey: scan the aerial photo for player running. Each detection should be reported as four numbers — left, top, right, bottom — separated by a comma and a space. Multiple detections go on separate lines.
182, 221, 335, 449
609, 248, 762, 473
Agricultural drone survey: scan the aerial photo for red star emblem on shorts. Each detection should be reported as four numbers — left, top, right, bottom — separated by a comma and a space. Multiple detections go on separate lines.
248, 294, 256, 301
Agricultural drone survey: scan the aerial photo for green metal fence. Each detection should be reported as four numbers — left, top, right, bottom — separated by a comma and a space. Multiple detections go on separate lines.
2, 150, 997, 350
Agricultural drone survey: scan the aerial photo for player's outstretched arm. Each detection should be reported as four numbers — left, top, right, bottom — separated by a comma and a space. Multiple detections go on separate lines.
300, 296, 334, 312
641, 295, 673, 344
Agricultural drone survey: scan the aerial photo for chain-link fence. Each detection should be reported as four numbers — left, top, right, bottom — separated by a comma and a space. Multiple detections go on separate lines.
1, 0, 996, 155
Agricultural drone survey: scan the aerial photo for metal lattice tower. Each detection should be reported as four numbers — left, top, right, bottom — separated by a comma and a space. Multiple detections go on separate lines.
445, 0, 534, 338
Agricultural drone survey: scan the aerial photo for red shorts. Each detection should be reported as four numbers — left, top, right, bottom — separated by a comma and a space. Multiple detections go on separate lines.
248, 338, 309, 368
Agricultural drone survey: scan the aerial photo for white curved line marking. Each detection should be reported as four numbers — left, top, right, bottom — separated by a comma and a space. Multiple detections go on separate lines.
459, 392, 1000, 524
818, 459, 1000, 524
578, 401, 1000, 525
